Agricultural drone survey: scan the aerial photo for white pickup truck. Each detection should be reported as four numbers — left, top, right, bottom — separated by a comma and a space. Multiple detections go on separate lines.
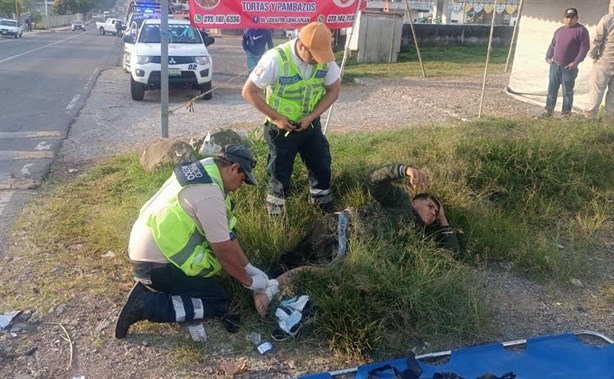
126, 18, 214, 101
0, 19, 23, 38
96, 18, 123, 36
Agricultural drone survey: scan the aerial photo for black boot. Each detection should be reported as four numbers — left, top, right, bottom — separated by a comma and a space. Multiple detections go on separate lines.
115, 282, 148, 339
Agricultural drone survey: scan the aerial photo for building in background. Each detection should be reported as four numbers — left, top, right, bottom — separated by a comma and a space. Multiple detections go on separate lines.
32, 1, 53, 15
370, 0, 520, 25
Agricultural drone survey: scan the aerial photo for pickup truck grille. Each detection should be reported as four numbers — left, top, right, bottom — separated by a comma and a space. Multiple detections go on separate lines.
151, 56, 195, 64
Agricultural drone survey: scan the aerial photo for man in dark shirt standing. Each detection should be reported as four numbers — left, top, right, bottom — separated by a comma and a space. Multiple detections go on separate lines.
242, 29, 274, 73
543, 8, 590, 117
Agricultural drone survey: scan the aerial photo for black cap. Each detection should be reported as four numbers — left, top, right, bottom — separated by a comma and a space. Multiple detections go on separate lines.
218, 144, 257, 185
564, 8, 578, 17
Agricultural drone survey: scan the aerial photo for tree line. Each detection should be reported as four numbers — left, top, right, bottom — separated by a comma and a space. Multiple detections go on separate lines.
0, 0, 118, 18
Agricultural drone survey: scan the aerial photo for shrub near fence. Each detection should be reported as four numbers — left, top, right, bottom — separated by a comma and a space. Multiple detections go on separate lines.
333, 24, 513, 53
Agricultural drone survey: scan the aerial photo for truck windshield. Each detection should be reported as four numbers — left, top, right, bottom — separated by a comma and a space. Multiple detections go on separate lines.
1, 20, 17, 26
138, 24, 202, 44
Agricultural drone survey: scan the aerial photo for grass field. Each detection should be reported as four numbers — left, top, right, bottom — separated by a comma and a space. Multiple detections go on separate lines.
6, 116, 612, 358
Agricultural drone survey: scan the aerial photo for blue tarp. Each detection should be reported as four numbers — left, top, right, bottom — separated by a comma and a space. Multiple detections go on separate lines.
300, 333, 614, 379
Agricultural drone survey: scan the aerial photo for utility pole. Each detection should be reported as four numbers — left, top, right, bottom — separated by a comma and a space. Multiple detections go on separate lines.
45, 0, 48, 16
160, 0, 169, 137
15, 0, 19, 20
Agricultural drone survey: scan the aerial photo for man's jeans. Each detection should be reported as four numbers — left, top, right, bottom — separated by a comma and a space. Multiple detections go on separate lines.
585, 60, 614, 117
546, 63, 579, 114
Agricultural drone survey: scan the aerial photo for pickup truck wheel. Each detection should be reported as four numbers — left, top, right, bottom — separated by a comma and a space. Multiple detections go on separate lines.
14, 34, 18, 39
200, 82, 212, 100
99, 27, 105, 35
131, 77, 145, 101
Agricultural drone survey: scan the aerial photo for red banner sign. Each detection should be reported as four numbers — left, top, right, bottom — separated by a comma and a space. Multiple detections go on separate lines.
188, 0, 366, 29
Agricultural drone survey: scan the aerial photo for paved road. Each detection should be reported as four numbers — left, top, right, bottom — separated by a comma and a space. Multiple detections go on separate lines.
0, 26, 123, 251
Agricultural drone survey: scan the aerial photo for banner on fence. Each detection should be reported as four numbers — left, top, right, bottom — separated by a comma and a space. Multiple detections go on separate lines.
188, 0, 366, 29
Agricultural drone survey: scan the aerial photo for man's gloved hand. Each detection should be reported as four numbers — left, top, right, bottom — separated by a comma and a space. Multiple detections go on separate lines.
245, 263, 268, 280
246, 274, 269, 292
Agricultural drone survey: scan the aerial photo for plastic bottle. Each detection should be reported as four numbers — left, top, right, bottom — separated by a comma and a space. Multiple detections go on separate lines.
246, 332, 273, 355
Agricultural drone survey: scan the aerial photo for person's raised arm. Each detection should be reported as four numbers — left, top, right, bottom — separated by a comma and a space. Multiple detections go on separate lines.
369, 164, 426, 209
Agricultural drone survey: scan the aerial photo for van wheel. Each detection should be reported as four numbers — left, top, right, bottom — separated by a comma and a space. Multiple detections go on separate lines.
131, 77, 145, 101
99, 27, 105, 35
200, 81, 212, 100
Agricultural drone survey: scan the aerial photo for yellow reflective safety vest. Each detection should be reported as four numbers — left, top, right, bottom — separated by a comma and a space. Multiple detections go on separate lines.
142, 159, 237, 277
266, 40, 329, 122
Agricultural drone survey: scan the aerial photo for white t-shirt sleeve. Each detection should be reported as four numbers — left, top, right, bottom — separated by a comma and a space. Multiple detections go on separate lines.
248, 50, 279, 89
324, 62, 341, 86
180, 185, 231, 244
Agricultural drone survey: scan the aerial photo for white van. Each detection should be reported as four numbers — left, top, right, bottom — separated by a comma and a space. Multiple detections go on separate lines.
127, 18, 214, 101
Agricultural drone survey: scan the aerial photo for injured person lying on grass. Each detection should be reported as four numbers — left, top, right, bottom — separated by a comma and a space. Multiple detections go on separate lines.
254, 163, 463, 316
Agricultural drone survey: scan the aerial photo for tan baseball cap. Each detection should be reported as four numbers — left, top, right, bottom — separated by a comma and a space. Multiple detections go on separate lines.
298, 22, 335, 63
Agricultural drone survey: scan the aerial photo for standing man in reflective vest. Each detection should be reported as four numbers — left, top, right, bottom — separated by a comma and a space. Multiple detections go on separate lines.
115, 145, 277, 339
242, 22, 341, 216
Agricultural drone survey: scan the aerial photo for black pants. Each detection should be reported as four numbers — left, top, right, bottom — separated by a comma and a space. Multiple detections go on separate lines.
131, 261, 230, 323
264, 117, 332, 205
270, 213, 341, 277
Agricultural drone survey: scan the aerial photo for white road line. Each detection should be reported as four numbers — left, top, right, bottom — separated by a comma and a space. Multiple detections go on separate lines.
0, 33, 84, 64
0, 150, 54, 159
0, 131, 63, 138
66, 94, 81, 110
35, 141, 52, 150
20, 163, 35, 176
66, 67, 99, 111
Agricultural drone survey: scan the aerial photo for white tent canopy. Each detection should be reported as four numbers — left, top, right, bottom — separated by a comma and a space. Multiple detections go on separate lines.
507, 0, 611, 112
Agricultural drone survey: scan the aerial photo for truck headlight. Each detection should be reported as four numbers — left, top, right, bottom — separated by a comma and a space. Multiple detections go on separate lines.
137, 55, 152, 64
194, 56, 211, 65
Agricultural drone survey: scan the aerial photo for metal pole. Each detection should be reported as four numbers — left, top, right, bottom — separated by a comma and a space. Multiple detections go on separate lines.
160, 0, 169, 138
505, 0, 524, 73
478, 7, 497, 118
387, 8, 395, 70
44, 0, 48, 16
323, 0, 363, 135
403, 0, 426, 77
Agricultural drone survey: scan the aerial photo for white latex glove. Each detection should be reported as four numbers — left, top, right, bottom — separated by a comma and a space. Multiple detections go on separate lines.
245, 263, 268, 280
246, 274, 269, 292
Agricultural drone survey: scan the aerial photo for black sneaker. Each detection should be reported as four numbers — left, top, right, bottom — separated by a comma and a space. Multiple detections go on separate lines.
222, 312, 241, 333
115, 282, 148, 339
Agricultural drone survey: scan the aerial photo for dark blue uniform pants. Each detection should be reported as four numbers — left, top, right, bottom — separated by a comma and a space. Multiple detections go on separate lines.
263, 117, 332, 206
131, 261, 229, 323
